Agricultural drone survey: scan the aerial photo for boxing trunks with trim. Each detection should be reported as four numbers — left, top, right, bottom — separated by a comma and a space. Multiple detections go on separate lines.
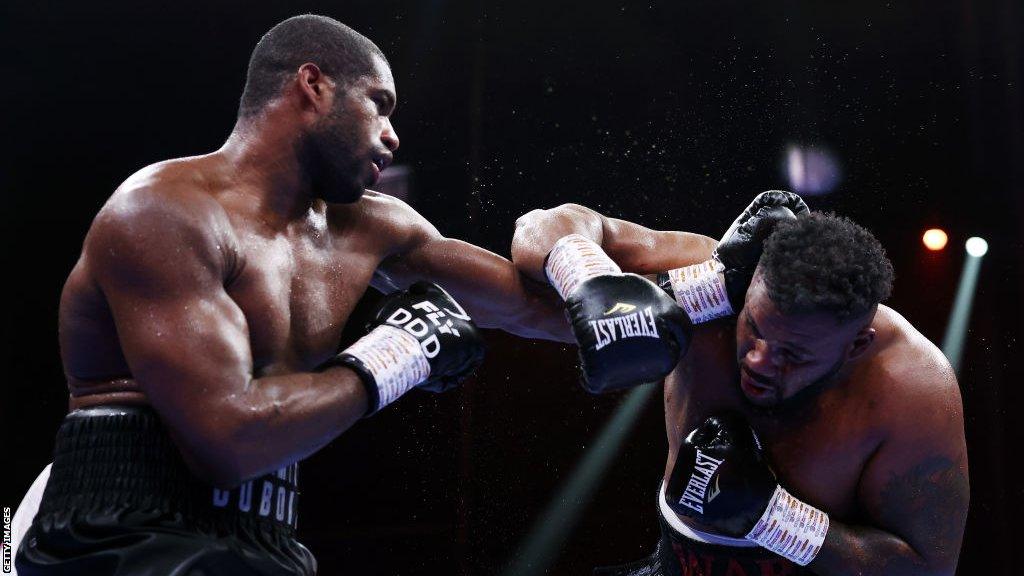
16, 405, 316, 576
594, 483, 813, 576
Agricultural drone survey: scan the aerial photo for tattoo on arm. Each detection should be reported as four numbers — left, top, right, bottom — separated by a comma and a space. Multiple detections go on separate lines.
877, 455, 970, 566
814, 455, 969, 576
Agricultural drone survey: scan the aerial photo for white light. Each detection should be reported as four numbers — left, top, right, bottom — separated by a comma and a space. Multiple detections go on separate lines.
783, 144, 841, 196
965, 237, 988, 257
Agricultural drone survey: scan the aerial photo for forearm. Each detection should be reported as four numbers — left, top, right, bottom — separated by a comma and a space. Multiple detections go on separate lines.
810, 519, 951, 576
187, 366, 368, 487
492, 282, 573, 342
448, 284, 572, 343
386, 236, 575, 343
512, 205, 718, 281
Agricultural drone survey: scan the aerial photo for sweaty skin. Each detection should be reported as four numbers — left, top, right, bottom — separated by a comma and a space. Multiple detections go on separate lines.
512, 204, 969, 576
59, 56, 571, 489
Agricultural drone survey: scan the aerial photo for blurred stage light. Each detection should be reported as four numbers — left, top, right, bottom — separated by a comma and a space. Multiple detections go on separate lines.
783, 144, 841, 195
965, 237, 988, 257
942, 235, 988, 374
922, 228, 948, 251
503, 383, 659, 576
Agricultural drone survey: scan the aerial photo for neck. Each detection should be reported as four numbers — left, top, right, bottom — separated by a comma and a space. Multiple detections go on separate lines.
217, 113, 315, 224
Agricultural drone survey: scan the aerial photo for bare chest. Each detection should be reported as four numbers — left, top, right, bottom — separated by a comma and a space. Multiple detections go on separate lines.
664, 332, 878, 519
227, 231, 379, 375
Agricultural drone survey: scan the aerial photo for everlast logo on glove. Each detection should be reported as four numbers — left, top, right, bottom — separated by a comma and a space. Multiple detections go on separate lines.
589, 305, 660, 351
667, 413, 786, 540
675, 450, 725, 514
603, 302, 637, 314
562, 273, 690, 392
385, 299, 471, 358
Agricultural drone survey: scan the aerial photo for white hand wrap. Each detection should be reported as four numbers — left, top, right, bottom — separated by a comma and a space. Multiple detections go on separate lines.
745, 484, 830, 566
544, 234, 622, 300
665, 259, 733, 323
342, 325, 431, 410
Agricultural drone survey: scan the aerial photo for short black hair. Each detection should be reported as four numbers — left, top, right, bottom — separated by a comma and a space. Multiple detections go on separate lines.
238, 14, 386, 118
759, 212, 894, 321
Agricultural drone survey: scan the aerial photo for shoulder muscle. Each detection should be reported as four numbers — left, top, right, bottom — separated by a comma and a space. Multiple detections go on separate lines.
86, 171, 233, 293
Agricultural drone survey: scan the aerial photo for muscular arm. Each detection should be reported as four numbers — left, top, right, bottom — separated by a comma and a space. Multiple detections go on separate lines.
810, 363, 969, 576
510, 203, 717, 283
89, 186, 369, 488
371, 196, 572, 342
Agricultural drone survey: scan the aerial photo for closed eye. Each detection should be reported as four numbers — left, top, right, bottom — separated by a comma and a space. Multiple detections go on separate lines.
746, 311, 811, 362
744, 311, 763, 339
783, 350, 810, 364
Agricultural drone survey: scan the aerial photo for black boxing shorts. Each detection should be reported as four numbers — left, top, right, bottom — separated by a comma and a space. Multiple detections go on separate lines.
593, 483, 813, 576
15, 405, 317, 576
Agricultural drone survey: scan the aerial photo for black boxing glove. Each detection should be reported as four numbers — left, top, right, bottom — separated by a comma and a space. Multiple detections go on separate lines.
323, 281, 484, 415
714, 190, 809, 309
568, 274, 691, 392
665, 412, 829, 566
544, 234, 691, 393
659, 191, 809, 321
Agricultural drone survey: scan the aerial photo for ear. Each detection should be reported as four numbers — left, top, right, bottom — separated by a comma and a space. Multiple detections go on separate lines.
295, 63, 333, 114
846, 327, 876, 362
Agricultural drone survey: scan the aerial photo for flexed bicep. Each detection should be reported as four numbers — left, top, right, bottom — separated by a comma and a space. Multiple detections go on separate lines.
87, 187, 258, 483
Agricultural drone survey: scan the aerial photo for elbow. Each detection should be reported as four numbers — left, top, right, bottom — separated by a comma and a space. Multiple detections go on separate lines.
511, 209, 548, 258
169, 411, 255, 489
510, 224, 549, 281
513, 207, 547, 232
511, 204, 600, 271
513, 203, 585, 227
509, 235, 534, 269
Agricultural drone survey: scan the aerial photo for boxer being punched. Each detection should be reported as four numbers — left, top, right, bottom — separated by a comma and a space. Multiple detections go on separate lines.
512, 197, 968, 575
16, 15, 569, 576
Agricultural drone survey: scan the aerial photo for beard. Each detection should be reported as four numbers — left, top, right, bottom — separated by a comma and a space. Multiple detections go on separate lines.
298, 108, 367, 204
739, 355, 847, 418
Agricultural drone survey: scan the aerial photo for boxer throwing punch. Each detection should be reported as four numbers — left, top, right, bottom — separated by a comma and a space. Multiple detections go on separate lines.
16, 15, 569, 576
513, 194, 968, 575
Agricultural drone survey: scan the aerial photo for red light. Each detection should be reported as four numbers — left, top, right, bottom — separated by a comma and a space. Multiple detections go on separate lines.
923, 229, 948, 251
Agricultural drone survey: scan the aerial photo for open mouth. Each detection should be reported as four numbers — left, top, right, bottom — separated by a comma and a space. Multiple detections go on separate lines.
739, 367, 776, 399
368, 160, 381, 185
367, 154, 392, 186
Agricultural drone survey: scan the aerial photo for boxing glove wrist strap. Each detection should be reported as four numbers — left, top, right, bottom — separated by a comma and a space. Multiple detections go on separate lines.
544, 234, 622, 300
334, 325, 431, 415
745, 484, 830, 566
665, 259, 733, 323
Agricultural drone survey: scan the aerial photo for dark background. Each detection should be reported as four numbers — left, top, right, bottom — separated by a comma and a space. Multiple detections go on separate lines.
3, 1, 1020, 574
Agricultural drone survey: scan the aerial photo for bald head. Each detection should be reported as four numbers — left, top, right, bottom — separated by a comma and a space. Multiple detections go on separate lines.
238, 14, 387, 118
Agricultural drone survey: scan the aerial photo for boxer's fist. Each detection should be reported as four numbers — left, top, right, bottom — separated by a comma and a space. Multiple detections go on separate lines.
665, 412, 777, 537
656, 192, 808, 324
327, 281, 484, 415
367, 281, 484, 393
715, 190, 809, 310
568, 274, 691, 393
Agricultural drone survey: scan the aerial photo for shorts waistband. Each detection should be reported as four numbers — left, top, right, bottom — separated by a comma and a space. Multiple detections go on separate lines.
39, 405, 300, 536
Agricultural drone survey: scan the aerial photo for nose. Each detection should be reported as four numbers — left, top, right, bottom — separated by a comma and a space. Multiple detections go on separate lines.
381, 118, 400, 152
744, 338, 779, 375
